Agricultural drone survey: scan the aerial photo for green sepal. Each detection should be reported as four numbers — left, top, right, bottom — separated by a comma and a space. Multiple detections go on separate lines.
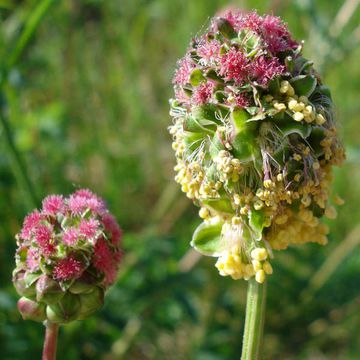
13, 270, 37, 298
183, 115, 215, 134
192, 103, 226, 124
183, 132, 205, 152
78, 287, 104, 320
191, 218, 224, 256
209, 132, 225, 159
290, 75, 317, 97
189, 69, 206, 87
36, 275, 65, 305
46, 292, 81, 324
248, 209, 266, 241
24, 271, 42, 287
69, 278, 95, 294
278, 120, 311, 139
202, 197, 234, 215
230, 107, 258, 161
216, 18, 237, 39
307, 127, 326, 156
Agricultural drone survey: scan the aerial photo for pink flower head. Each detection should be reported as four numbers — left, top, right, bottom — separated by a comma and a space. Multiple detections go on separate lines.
69, 189, 106, 215
20, 211, 43, 240
235, 10, 263, 32
53, 256, 83, 281
197, 39, 221, 65
250, 55, 285, 86
33, 224, 55, 257
93, 238, 118, 285
192, 82, 215, 105
261, 14, 298, 53
62, 227, 78, 246
174, 87, 191, 105
42, 195, 65, 216
14, 188, 123, 320
234, 92, 251, 108
173, 56, 196, 85
220, 48, 249, 84
26, 247, 40, 272
79, 218, 100, 239
68, 194, 88, 214
102, 213, 122, 245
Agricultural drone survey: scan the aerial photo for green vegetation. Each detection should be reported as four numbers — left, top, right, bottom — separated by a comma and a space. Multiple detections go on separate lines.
0, 1, 359, 359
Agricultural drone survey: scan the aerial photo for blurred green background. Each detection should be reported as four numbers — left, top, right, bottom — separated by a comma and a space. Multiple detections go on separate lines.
0, 0, 359, 359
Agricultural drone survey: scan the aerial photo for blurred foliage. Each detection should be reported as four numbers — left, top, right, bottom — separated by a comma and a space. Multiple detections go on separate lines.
0, 0, 359, 359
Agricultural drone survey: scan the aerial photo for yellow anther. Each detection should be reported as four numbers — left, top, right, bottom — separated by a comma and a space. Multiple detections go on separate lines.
254, 200, 264, 210
274, 102, 286, 111
232, 216, 242, 225
252, 260, 262, 272
333, 195, 345, 206
275, 214, 288, 225
240, 206, 249, 215
264, 94, 273, 102
303, 105, 313, 116
294, 173, 302, 182
199, 207, 210, 219
301, 195, 312, 207
263, 179, 274, 189
233, 194, 241, 206
263, 261, 273, 275
286, 85, 295, 97
293, 102, 305, 112
255, 269, 266, 284
276, 173, 283, 182
293, 112, 304, 122
316, 113, 326, 125
325, 205, 337, 219
293, 153, 302, 161
288, 99, 298, 110
312, 162, 320, 170
251, 248, 268, 261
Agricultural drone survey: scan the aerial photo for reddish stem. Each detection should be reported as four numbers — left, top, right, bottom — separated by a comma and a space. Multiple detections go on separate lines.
42, 321, 59, 360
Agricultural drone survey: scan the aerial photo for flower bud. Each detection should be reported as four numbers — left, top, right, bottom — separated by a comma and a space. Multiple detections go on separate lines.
17, 297, 46, 322
13, 189, 123, 323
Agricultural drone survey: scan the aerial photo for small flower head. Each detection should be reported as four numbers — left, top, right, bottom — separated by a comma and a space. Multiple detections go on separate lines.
13, 189, 123, 323
170, 10, 344, 283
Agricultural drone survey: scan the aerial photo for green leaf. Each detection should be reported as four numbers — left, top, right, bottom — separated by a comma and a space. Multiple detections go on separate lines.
191, 219, 224, 256
202, 198, 234, 215
189, 69, 205, 86
277, 121, 311, 139
216, 18, 237, 39
231, 107, 251, 131
248, 209, 266, 241
183, 115, 215, 134
290, 75, 317, 97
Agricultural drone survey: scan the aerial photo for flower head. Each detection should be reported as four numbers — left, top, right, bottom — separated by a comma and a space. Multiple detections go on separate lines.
169, 10, 344, 283
13, 189, 123, 323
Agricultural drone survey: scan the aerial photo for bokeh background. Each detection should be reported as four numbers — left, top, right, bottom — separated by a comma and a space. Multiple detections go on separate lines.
0, 0, 359, 359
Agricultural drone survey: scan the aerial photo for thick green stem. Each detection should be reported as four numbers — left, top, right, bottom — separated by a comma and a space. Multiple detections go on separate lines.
42, 321, 59, 360
241, 278, 267, 360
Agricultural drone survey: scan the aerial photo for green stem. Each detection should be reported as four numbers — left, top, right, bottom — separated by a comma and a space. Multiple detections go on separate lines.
241, 278, 267, 360
0, 112, 38, 208
42, 321, 59, 360
6, 0, 56, 72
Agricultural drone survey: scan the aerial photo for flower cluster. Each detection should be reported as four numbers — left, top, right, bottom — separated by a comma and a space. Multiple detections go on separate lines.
169, 10, 345, 283
13, 189, 123, 323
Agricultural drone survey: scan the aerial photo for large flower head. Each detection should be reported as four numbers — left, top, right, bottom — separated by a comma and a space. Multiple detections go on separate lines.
13, 189, 123, 323
169, 10, 345, 283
